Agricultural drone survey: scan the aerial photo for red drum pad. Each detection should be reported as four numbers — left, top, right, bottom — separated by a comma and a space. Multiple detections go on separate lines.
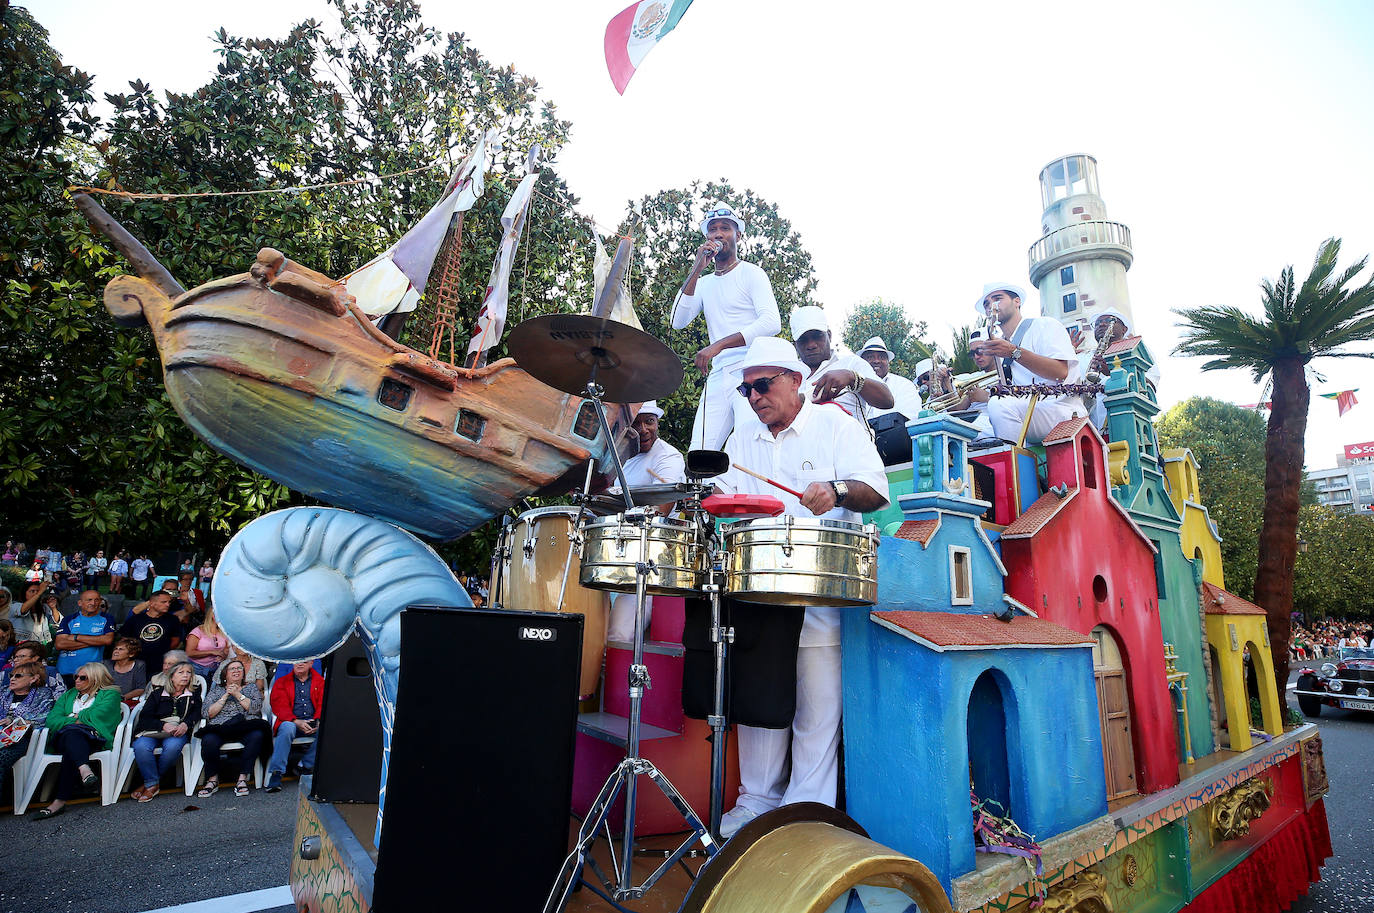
701, 493, 785, 518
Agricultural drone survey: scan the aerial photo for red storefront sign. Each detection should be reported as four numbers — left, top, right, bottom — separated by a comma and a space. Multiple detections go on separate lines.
1344, 441, 1374, 461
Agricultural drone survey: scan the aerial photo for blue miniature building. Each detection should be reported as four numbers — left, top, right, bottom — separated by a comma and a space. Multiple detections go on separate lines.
842, 413, 1110, 893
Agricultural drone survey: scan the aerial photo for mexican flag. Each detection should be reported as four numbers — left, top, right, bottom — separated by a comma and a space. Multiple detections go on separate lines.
604, 0, 695, 94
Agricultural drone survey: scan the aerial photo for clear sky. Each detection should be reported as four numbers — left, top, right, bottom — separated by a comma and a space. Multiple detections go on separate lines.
32, 0, 1374, 469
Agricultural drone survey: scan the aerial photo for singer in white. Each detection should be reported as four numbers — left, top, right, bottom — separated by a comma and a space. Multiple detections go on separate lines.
670, 203, 782, 450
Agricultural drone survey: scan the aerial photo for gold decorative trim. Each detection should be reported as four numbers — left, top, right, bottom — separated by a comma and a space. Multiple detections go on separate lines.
1210, 777, 1272, 841
1121, 853, 1139, 887
1040, 870, 1114, 913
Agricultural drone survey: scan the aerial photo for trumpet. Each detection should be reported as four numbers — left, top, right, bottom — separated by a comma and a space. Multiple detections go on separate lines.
925, 369, 1002, 412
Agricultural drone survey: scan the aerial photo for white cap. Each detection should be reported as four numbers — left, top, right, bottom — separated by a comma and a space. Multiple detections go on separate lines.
975, 281, 1026, 315
859, 336, 895, 359
637, 401, 664, 420
735, 336, 809, 378
789, 305, 829, 339
914, 358, 933, 378
969, 329, 985, 342
1092, 307, 1131, 334
699, 203, 746, 236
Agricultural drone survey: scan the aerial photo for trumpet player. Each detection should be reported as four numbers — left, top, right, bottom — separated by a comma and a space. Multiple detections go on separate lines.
947, 328, 997, 439
1079, 307, 1161, 429
972, 281, 1082, 446
671, 203, 782, 450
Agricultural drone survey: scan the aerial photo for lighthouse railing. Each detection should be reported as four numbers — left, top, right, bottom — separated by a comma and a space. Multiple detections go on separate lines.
1027, 220, 1133, 271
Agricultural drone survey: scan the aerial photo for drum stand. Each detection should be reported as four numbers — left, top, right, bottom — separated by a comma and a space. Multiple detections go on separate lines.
543, 389, 719, 913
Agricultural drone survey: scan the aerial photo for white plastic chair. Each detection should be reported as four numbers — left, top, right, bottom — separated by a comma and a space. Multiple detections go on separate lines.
15, 703, 131, 814
183, 714, 267, 795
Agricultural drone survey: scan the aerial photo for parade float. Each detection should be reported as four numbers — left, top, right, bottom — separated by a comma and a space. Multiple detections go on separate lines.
78, 152, 1330, 913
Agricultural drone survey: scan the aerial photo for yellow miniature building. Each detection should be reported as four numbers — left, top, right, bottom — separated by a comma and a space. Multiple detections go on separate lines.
1163, 448, 1225, 588
1200, 583, 1283, 751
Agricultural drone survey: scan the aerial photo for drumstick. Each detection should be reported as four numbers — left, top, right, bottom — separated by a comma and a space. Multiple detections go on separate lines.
731, 463, 805, 500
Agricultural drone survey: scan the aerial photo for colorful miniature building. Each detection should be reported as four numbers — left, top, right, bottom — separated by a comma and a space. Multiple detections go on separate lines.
1027, 153, 1135, 330
1199, 582, 1284, 751
1163, 447, 1226, 589
1104, 344, 1215, 763
998, 416, 1181, 797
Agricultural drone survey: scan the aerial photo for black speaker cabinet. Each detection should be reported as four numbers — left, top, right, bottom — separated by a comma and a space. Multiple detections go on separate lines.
373, 606, 583, 912
868, 412, 913, 465
310, 633, 383, 803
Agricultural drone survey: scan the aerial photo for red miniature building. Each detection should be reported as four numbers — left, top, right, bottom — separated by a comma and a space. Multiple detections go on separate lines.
998, 416, 1181, 797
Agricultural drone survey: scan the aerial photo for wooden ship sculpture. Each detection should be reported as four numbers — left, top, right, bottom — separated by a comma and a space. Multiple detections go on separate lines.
76, 185, 638, 542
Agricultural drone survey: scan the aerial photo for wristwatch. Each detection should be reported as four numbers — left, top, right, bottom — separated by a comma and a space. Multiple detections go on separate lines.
1011, 346, 1024, 362
829, 480, 849, 506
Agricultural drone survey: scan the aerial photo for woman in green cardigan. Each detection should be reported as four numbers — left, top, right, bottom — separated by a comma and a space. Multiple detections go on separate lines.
31, 661, 122, 820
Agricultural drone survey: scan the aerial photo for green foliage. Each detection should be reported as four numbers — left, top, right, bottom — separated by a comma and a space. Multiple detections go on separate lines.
0, 0, 582, 553
949, 324, 975, 375
622, 181, 820, 449
1157, 397, 1267, 599
839, 298, 931, 379
1293, 505, 1374, 621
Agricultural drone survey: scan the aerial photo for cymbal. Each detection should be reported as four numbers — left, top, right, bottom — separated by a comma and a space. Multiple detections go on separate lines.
581, 483, 714, 515
506, 314, 684, 402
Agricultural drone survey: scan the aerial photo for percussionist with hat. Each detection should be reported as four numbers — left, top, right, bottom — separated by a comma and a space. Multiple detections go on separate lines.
671, 204, 782, 450
710, 336, 889, 837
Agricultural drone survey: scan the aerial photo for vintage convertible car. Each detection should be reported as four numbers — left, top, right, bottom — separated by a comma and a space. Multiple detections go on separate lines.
1295, 646, 1374, 717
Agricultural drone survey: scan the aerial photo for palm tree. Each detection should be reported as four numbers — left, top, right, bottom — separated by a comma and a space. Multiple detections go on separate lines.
1174, 238, 1374, 688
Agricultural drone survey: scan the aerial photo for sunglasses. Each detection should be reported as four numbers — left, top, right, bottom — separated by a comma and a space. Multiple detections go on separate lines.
74, 674, 89, 681
736, 371, 788, 399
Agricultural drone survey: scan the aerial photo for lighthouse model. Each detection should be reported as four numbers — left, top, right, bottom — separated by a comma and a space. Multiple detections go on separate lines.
1027, 154, 1135, 330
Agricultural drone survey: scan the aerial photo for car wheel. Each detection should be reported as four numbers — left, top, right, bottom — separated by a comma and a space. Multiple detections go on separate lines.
1296, 675, 1322, 718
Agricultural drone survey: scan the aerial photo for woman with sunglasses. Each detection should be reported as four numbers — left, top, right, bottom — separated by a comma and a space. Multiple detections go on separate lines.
32, 662, 122, 820
1, 661, 57, 783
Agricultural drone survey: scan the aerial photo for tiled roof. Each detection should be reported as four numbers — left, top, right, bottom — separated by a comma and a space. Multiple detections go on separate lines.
1042, 415, 1091, 445
1104, 335, 1143, 357
1001, 488, 1076, 538
894, 518, 940, 546
871, 610, 1094, 651
1201, 582, 1267, 616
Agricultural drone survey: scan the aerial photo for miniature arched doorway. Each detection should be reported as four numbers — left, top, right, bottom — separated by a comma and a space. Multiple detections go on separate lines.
1194, 547, 1205, 583
1208, 642, 1247, 744
967, 670, 1013, 817
1091, 626, 1138, 801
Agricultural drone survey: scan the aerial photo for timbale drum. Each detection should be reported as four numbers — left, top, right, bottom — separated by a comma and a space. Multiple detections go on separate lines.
723, 516, 879, 607
579, 513, 705, 596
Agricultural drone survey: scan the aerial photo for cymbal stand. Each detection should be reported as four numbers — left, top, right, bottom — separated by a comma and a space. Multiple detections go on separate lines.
544, 392, 718, 913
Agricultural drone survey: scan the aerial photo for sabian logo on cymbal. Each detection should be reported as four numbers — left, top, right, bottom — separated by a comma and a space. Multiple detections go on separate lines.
550, 329, 615, 341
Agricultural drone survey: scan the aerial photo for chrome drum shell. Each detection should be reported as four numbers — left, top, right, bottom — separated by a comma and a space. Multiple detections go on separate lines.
578, 513, 705, 595
723, 516, 879, 607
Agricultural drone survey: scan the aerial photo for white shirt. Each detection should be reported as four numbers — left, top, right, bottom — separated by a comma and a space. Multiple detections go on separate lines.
719, 396, 890, 647
670, 262, 781, 372
613, 437, 685, 490
802, 352, 882, 428
130, 558, 154, 581
868, 372, 923, 421
1003, 317, 1083, 413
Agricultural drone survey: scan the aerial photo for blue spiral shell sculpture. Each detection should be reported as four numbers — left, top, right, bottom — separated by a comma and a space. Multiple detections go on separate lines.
213, 506, 470, 842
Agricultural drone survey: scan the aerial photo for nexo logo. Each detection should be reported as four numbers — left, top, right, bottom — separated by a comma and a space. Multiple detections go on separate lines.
519, 626, 557, 642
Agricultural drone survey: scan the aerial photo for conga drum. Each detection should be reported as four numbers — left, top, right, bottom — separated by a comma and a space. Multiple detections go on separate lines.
496, 507, 608, 699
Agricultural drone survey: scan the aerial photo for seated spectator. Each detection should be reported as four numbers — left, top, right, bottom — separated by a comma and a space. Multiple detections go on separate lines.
186, 606, 230, 682
1, 661, 57, 785
103, 637, 148, 703
227, 649, 269, 695
147, 649, 203, 692
0, 619, 15, 668
119, 590, 184, 676
196, 659, 271, 798
0, 585, 11, 621
31, 662, 123, 820
130, 662, 202, 802
55, 590, 117, 688
1, 642, 66, 697
265, 660, 324, 793
173, 574, 206, 627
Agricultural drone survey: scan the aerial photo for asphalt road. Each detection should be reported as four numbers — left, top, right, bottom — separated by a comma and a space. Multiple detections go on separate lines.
3, 673, 1368, 913
1, 778, 300, 913
1286, 669, 1374, 913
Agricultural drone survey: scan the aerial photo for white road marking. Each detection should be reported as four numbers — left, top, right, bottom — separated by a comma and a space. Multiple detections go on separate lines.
137, 885, 292, 913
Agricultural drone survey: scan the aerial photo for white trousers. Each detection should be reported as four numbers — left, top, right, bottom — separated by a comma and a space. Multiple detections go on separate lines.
690, 365, 753, 451
986, 396, 1085, 446
607, 592, 652, 643
734, 644, 842, 814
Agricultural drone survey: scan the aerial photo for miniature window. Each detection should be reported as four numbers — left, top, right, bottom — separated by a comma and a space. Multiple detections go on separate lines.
456, 410, 486, 441
1060, 265, 1075, 286
950, 546, 973, 605
1149, 539, 1166, 598
1081, 443, 1098, 489
377, 378, 413, 412
1062, 292, 1078, 313
573, 402, 599, 441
